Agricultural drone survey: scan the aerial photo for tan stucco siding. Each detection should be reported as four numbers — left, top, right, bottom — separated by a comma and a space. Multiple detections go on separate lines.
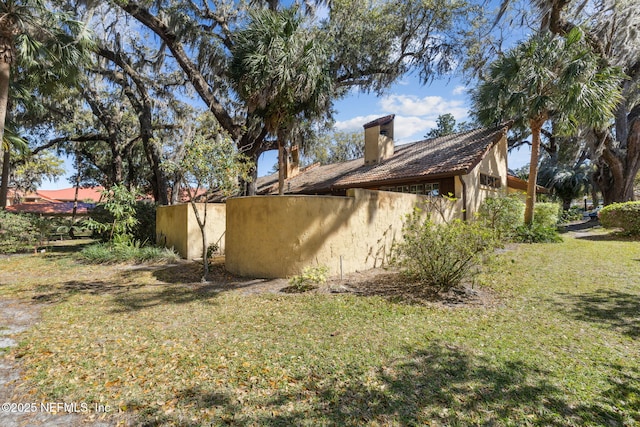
156, 203, 226, 259
459, 135, 508, 218
226, 189, 438, 278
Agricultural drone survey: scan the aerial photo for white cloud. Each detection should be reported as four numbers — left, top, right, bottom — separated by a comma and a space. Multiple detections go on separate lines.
378, 94, 468, 120
394, 116, 436, 142
334, 115, 436, 143
334, 115, 383, 132
452, 85, 468, 95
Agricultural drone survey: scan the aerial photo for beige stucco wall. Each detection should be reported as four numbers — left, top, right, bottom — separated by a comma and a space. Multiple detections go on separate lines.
455, 134, 508, 218
156, 203, 226, 259
225, 189, 437, 278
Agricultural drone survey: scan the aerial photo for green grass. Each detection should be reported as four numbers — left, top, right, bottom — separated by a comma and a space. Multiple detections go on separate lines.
1, 232, 639, 426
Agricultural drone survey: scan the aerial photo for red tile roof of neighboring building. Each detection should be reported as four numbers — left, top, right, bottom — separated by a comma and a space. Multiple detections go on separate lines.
35, 187, 104, 202
6, 202, 95, 215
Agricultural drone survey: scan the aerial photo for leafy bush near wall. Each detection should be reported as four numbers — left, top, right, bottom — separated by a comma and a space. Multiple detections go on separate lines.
0, 211, 41, 253
477, 196, 561, 244
600, 201, 640, 235
393, 210, 495, 294
87, 187, 156, 244
131, 201, 157, 244
476, 194, 524, 242
286, 265, 329, 292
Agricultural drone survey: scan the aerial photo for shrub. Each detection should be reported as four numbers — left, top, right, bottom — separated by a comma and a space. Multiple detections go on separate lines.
477, 194, 524, 242
85, 186, 156, 244
559, 206, 583, 224
0, 211, 40, 253
600, 201, 640, 235
515, 223, 563, 243
533, 202, 561, 228
206, 243, 220, 259
287, 265, 329, 292
85, 185, 139, 243
393, 210, 495, 294
514, 203, 562, 243
79, 241, 180, 264
131, 201, 157, 244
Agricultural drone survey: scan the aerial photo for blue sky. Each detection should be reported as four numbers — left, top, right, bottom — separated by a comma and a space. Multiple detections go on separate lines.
256, 74, 531, 177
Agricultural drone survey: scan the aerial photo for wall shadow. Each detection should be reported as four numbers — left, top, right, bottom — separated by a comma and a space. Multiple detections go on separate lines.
128, 342, 631, 426
555, 289, 640, 338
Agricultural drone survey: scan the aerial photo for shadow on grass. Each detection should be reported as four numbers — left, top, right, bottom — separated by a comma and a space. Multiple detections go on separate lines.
560, 218, 601, 233
555, 289, 640, 338
109, 284, 224, 313
129, 342, 632, 426
574, 233, 639, 242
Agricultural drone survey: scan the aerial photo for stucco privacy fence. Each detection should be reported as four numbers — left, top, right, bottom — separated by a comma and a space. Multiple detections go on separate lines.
156, 203, 226, 259
224, 188, 462, 279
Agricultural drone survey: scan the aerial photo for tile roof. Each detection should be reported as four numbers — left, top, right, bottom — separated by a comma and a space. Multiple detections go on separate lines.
34, 187, 104, 202
6, 202, 95, 215
256, 122, 510, 195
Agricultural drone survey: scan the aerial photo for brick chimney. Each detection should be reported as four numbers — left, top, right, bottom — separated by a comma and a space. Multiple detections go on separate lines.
363, 114, 395, 165
283, 145, 300, 179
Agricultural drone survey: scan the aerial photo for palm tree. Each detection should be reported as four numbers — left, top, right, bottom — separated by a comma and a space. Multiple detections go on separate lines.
473, 28, 623, 225
230, 7, 332, 195
0, 0, 93, 207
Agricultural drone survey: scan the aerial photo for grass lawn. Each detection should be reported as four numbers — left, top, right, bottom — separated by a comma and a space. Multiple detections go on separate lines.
0, 231, 639, 426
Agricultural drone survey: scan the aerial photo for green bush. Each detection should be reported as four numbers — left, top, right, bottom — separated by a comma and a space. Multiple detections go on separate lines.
79, 241, 180, 264
515, 223, 563, 243
559, 206, 583, 224
288, 265, 329, 292
514, 203, 562, 243
600, 201, 640, 235
0, 211, 40, 253
131, 201, 157, 244
476, 194, 524, 242
393, 210, 495, 294
533, 202, 561, 228
85, 186, 156, 244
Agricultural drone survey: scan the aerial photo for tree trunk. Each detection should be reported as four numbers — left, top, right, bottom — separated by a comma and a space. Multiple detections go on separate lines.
595, 115, 640, 204
0, 148, 9, 208
524, 117, 545, 225
0, 53, 11, 208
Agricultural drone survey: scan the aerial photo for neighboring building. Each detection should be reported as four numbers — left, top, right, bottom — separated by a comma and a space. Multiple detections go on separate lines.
5, 187, 102, 217
5, 202, 95, 216
254, 115, 512, 220
23, 187, 103, 204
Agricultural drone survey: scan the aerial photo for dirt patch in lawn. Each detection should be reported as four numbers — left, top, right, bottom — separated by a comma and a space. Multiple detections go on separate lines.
160, 258, 500, 308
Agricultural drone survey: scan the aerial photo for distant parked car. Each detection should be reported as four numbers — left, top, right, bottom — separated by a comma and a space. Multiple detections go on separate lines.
588, 205, 603, 219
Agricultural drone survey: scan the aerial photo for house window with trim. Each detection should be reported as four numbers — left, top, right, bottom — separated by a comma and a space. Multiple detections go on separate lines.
380, 182, 439, 196
480, 173, 501, 189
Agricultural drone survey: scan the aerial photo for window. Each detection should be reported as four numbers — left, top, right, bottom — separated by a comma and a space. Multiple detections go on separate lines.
380, 182, 439, 196
480, 174, 501, 189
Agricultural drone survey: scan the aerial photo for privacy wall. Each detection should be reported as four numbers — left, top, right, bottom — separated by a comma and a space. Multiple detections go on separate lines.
225, 189, 444, 278
156, 203, 226, 259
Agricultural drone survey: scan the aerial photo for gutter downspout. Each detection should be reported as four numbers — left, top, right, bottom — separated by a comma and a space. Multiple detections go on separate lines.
460, 175, 467, 221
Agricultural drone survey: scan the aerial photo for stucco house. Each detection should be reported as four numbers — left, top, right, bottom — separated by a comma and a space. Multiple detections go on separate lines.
253, 115, 511, 221
159, 115, 521, 277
